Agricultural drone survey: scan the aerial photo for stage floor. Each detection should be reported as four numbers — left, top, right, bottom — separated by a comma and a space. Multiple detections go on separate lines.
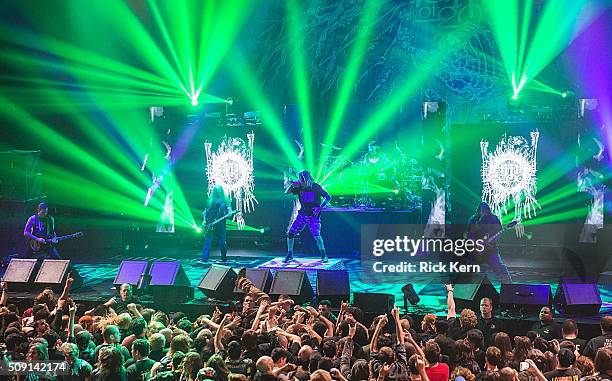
2, 249, 609, 319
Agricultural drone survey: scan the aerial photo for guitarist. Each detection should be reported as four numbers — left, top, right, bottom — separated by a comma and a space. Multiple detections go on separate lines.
199, 185, 232, 263
23, 202, 61, 259
467, 202, 512, 283
285, 170, 331, 263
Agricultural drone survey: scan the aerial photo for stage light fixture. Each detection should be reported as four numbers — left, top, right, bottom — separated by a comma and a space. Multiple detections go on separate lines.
225, 97, 234, 106
507, 93, 523, 110
191, 98, 199, 107
561, 92, 568, 98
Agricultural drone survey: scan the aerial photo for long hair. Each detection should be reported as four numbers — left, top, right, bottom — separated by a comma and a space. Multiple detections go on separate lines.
207, 185, 229, 208
298, 171, 314, 189
472, 202, 492, 220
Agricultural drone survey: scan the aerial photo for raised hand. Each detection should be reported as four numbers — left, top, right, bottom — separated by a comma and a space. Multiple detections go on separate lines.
68, 302, 77, 316
212, 307, 222, 323
379, 364, 391, 378
391, 306, 400, 319
415, 355, 425, 371
348, 324, 357, 338
340, 301, 349, 311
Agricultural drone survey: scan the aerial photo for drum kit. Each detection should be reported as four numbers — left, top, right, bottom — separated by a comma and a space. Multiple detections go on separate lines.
322, 142, 423, 209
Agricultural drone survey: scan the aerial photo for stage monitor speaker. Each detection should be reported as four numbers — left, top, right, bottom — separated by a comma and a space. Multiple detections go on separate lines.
114, 260, 149, 287
554, 281, 601, 316
500, 283, 552, 315
353, 292, 394, 314
34, 259, 83, 291
453, 275, 499, 311
269, 270, 313, 304
198, 265, 237, 301
1, 259, 39, 291
316, 270, 350, 306
149, 261, 192, 303
233, 268, 271, 296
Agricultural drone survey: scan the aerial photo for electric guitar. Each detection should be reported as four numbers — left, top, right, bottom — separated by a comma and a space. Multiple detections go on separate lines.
482, 221, 518, 246
202, 210, 238, 235
28, 232, 84, 253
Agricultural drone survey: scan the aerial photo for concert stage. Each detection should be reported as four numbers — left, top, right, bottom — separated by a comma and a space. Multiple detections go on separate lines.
1, 249, 610, 339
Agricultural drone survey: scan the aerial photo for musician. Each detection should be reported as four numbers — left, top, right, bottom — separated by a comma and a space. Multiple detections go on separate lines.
199, 185, 232, 263
467, 202, 512, 283
23, 202, 61, 259
285, 170, 331, 263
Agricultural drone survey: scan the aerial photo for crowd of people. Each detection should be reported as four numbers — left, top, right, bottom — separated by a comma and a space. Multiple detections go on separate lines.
0, 271, 610, 381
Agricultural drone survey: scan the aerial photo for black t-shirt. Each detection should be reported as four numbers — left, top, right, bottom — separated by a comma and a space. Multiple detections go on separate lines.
478, 316, 504, 346
28, 214, 56, 238
149, 348, 168, 362
583, 334, 612, 359
126, 358, 156, 381
253, 373, 279, 381
289, 183, 330, 216
562, 337, 587, 354
531, 321, 562, 340
544, 368, 581, 381
448, 317, 467, 340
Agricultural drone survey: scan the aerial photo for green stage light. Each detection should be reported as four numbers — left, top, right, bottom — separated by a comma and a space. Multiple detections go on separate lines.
393, 189, 400, 194
191, 98, 199, 106
259, 228, 265, 234
561, 92, 567, 98
512, 93, 519, 100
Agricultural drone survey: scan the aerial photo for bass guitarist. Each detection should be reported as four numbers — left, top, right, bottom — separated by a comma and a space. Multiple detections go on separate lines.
23, 202, 60, 259
199, 185, 233, 263
467, 202, 512, 283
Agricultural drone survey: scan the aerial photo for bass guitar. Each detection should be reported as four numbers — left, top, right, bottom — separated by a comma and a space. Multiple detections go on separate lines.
202, 210, 238, 235
482, 221, 518, 246
28, 232, 84, 253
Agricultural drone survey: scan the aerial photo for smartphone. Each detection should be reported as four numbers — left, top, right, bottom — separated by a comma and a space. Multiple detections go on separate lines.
519, 362, 529, 371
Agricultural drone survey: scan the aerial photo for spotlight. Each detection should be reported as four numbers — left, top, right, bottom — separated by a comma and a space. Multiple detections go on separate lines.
561, 92, 568, 98
507, 92, 523, 110
191, 98, 199, 107
392, 189, 400, 194
259, 228, 265, 234
225, 97, 234, 106
193, 224, 202, 233
401, 283, 420, 311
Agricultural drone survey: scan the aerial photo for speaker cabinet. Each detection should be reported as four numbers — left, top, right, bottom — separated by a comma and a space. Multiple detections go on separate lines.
269, 270, 313, 304
1, 259, 39, 291
500, 284, 552, 315
198, 265, 237, 301
554, 281, 601, 316
316, 270, 350, 306
149, 261, 192, 304
34, 259, 83, 291
233, 268, 271, 296
114, 260, 149, 286
453, 275, 499, 312
353, 292, 395, 314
